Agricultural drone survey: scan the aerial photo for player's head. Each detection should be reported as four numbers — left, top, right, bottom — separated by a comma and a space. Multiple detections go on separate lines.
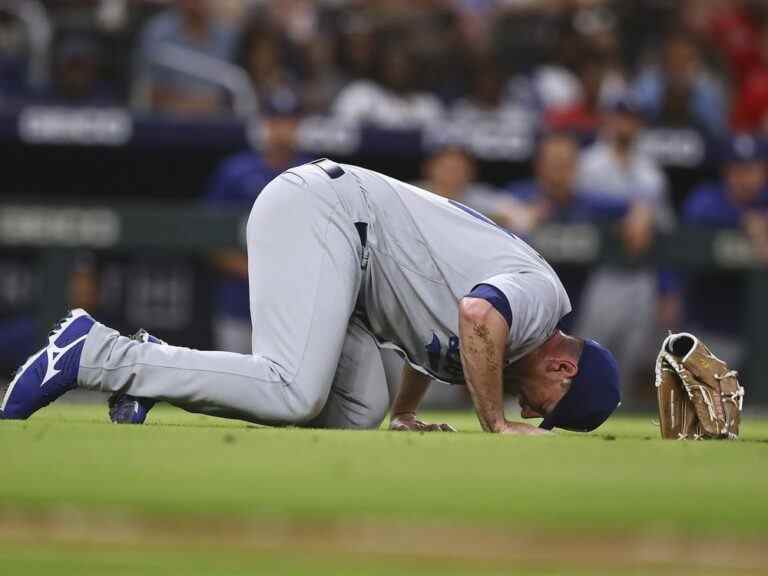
511, 332, 620, 432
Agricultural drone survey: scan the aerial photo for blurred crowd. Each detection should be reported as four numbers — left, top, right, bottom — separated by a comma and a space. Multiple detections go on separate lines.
0, 0, 766, 135
4, 0, 768, 403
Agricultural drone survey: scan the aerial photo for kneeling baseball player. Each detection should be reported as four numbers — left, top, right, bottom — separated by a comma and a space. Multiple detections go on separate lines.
1, 159, 620, 434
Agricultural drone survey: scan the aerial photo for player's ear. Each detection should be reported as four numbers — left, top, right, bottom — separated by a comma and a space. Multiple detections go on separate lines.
560, 359, 578, 378
546, 357, 577, 378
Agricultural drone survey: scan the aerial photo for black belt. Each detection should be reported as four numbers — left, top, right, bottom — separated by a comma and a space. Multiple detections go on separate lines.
312, 158, 368, 267
312, 157, 345, 179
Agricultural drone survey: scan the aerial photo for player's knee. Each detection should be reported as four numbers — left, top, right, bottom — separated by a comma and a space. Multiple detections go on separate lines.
353, 409, 387, 430
350, 386, 390, 430
359, 388, 390, 429
284, 385, 327, 423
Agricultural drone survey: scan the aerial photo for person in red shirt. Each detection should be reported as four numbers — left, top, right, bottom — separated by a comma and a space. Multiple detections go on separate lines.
732, 20, 768, 131
707, 0, 763, 86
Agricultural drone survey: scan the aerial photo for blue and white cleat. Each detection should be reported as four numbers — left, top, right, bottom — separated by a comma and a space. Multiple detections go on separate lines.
1, 309, 94, 420
107, 329, 164, 424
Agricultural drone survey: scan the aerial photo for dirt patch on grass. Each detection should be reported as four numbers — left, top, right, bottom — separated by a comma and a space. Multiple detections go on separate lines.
0, 508, 764, 574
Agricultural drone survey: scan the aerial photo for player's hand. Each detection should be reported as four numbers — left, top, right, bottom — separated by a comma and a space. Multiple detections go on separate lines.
389, 413, 456, 432
495, 421, 552, 436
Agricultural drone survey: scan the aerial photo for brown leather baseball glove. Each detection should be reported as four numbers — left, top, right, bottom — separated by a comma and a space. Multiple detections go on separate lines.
654, 332, 744, 440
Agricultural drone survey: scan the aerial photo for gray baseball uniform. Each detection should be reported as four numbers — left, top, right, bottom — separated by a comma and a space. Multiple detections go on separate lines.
78, 160, 571, 428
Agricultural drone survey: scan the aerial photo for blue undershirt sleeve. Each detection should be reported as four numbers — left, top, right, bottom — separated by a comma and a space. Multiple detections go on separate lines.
466, 284, 513, 328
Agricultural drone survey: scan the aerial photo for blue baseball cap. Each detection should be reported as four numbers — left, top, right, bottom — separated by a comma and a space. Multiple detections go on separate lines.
539, 339, 621, 432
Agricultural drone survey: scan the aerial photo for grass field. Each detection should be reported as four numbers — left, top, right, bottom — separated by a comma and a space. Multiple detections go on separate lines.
1, 404, 767, 575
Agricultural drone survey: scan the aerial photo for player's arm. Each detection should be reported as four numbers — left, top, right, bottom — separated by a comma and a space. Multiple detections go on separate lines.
458, 297, 546, 435
389, 365, 455, 432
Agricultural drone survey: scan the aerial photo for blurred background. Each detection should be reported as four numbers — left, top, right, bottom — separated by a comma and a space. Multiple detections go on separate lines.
2, 0, 768, 411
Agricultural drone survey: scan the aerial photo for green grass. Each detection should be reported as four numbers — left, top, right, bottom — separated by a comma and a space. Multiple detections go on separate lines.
1, 404, 767, 575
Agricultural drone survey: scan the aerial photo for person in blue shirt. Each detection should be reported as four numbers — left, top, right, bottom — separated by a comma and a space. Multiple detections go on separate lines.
507, 127, 676, 403
503, 133, 612, 331
133, 0, 238, 115
205, 106, 309, 353
684, 136, 768, 229
633, 31, 727, 139
680, 134, 768, 364
504, 133, 629, 229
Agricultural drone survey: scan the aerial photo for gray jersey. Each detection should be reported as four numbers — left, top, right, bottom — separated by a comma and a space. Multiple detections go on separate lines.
76, 160, 572, 429
345, 165, 572, 384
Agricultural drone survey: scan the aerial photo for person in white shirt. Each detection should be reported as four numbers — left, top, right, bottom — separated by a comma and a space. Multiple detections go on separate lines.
574, 96, 672, 400
333, 35, 443, 129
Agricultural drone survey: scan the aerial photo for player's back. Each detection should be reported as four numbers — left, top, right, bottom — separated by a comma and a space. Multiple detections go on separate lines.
343, 164, 571, 383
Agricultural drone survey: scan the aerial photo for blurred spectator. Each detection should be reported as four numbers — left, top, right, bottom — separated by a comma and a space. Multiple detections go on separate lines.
449, 54, 532, 132
0, 255, 36, 378
503, 133, 594, 329
546, 51, 625, 132
418, 146, 503, 216
406, 6, 473, 103
302, 32, 343, 115
634, 31, 727, 138
491, 1, 566, 79
336, 9, 377, 82
236, 19, 301, 116
498, 1, 627, 129
705, 0, 765, 85
0, 253, 99, 379
37, 30, 115, 105
679, 134, 768, 364
0, 9, 31, 101
574, 95, 672, 398
205, 108, 309, 353
333, 29, 443, 129
133, 0, 238, 116
504, 133, 590, 235
732, 19, 768, 132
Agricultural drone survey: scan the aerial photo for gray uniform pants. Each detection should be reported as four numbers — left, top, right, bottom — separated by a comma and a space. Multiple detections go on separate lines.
575, 267, 657, 401
78, 163, 400, 429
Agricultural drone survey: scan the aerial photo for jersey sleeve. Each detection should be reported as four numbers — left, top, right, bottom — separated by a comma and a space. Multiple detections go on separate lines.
469, 272, 569, 349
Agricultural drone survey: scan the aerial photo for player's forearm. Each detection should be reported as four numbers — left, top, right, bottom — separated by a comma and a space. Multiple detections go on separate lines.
390, 365, 431, 418
458, 298, 509, 432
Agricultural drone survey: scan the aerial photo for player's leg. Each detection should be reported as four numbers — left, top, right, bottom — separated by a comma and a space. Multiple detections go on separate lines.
575, 268, 655, 401
15, 168, 364, 424
305, 318, 403, 429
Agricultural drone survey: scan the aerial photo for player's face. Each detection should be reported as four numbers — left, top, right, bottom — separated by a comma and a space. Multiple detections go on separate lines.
518, 376, 571, 419
513, 357, 575, 419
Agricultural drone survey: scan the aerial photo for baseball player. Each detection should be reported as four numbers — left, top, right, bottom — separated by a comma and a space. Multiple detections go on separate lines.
1, 159, 620, 434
